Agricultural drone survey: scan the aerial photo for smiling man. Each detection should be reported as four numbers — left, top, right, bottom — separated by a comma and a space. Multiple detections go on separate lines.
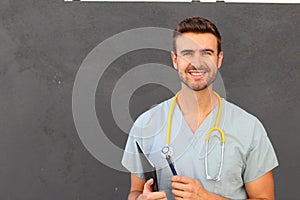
122, 16, 278, 200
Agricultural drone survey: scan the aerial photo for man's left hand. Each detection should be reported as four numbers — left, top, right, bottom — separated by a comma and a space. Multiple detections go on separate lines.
171, 175, 227, 200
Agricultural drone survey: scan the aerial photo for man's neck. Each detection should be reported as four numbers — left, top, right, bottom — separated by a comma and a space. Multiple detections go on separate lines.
176, 85, 219, 133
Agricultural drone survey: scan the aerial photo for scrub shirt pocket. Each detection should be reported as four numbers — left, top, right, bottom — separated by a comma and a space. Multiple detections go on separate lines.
213, 156, 245, 197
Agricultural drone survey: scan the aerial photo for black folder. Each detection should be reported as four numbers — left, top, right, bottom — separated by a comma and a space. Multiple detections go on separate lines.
136, 141, 159, 192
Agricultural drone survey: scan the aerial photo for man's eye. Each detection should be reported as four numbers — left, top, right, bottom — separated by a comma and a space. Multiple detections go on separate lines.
182, 52, 193, 56
201, 51, 212, 56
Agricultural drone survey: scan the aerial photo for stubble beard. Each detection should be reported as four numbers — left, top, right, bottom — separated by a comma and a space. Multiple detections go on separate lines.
179, 70, 218, 92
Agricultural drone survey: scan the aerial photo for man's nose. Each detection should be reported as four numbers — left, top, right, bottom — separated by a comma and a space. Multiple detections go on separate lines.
189, 53, 206, 66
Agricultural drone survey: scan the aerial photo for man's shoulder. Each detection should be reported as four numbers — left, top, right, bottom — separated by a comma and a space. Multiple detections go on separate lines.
223, 99, 259, 123
133, 97, 173, 126
222, 99, 267, 140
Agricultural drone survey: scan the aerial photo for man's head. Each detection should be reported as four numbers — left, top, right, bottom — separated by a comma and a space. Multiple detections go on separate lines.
171, 16, 223, 91
173, 16, 222, 55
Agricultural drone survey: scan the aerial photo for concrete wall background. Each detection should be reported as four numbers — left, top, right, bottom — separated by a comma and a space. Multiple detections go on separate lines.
0, 0, 299, 199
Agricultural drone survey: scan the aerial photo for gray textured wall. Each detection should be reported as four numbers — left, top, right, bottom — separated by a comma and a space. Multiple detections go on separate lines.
0, 0, 299, 199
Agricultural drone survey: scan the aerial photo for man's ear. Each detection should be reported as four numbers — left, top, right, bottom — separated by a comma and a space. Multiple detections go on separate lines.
217, 51, 224, 69
171, 51, 178, 70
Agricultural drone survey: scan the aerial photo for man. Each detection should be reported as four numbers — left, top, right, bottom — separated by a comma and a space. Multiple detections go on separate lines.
122, 16, 278, 200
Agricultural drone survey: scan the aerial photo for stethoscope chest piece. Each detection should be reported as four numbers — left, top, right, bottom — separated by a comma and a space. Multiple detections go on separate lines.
161, 145, 174, 159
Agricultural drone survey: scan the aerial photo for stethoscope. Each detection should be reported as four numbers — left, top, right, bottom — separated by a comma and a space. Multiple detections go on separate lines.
161, 91, 225, 181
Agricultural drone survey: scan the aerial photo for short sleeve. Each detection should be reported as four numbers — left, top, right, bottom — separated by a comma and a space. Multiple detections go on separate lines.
121, 102, 168, 178
121, 123, 145, 178
243, 119, 279, 182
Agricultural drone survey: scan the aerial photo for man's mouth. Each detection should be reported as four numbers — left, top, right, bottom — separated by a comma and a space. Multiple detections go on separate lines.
188, 70, 207, 77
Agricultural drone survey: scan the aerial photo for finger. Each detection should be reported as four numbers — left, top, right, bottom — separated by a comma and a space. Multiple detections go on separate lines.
171, 181, 190, 192
174, 197, 183, 200
144, 178, 154, 192
171, 175, 194, 184
147, 190, 167, 199
172, 190, 193, 199
172, 190, 188, 199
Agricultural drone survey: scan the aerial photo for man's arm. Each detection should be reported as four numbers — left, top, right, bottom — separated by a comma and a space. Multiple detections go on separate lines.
245, 171, 275, 200
128, 173, 145, 200
128, 173, 167, 200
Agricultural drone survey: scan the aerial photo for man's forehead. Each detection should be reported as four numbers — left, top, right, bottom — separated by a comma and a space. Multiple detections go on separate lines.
175, 32, 218, 50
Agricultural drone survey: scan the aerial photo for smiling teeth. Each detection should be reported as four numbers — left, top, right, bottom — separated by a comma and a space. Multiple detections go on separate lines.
190, 72, 205, 76
191, 72, 201, 75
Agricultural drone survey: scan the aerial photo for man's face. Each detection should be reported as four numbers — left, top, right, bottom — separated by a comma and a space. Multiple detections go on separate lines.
171, 32, 223, 91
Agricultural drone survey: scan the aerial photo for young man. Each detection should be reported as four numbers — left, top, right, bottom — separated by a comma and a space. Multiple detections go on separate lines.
122, 16, 278, 200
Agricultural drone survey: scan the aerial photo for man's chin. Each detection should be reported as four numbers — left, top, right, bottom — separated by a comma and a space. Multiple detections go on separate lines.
191, 86, 208, 91
185, 83, 209, 91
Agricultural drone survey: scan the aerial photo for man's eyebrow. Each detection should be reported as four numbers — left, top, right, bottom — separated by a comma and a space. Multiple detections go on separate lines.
179, 49, 195, 54
179, 49, 215, 55
201, 49, 215, 53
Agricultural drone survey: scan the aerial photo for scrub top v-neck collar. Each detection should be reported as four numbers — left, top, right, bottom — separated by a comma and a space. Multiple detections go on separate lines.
172, 100, 221, 138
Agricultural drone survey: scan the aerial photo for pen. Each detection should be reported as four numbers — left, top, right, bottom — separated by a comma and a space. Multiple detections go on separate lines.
166, 155, 178, 175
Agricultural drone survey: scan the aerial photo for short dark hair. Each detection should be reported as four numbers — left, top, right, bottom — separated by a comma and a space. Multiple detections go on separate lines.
173, 16, 222, 54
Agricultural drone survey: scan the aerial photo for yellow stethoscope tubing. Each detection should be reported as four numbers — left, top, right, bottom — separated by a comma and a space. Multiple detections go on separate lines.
205, 92, 225, 143
166, 92, 180, 145
165, 91, 225, 181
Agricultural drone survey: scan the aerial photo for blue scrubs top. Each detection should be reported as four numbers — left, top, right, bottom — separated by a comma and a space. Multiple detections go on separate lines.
122, 97, 278, 199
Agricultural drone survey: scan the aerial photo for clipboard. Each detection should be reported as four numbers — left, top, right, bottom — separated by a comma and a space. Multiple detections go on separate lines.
136, 141, 159, 192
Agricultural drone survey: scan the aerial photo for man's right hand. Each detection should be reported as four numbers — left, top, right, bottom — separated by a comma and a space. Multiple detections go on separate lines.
137, 179, 167, 200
